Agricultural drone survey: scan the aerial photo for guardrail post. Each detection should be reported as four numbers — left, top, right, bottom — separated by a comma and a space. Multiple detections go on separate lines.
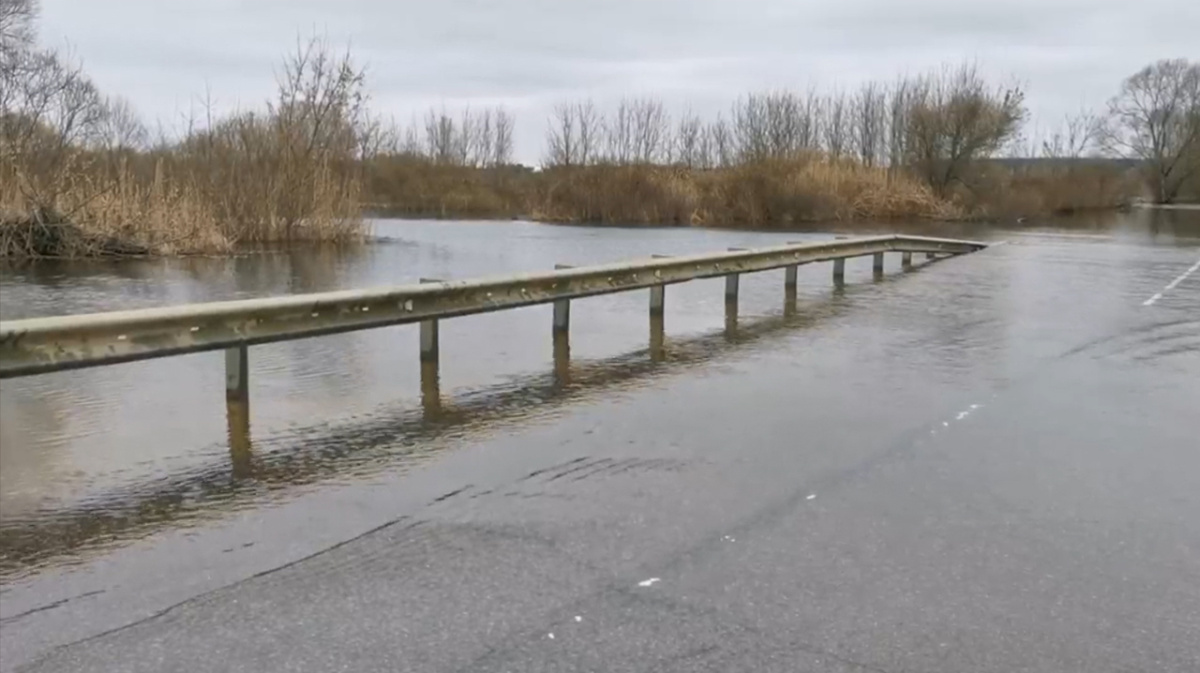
419, 279, 441, 364
724, 273, 740, 304
724, 249, 746, 337
224, 343, 252, 476
552, 264, 573, 385
649, 312, 665, 362
420, 360, 441, 419
553, 329, 571, 385
902, 252, 913, 269
784, 265, 798, 314
225, 344, 249, 404
724, 273, 740, 334
832, 258, 845, 285
649, 284, 666, 316
873, 252, 885, 276
418, 279, 442, 418
649, 255, 669, 319
648, 255, 670, 362
553, 264, 572, 335
226, 395, 253, 479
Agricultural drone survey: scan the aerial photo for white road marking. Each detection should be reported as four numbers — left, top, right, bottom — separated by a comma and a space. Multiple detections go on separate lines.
1144, 258, 1200, 306
574, 616, 582, 623
806, 494, 816, 501
932, 403, 983, 435
548, 633, 555, 639
638, 578, 660, 587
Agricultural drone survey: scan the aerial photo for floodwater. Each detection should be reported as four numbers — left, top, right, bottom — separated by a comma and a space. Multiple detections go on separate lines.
1, 210, 1199, 672
0, 213, 1196, 579
0, 220, 986, 560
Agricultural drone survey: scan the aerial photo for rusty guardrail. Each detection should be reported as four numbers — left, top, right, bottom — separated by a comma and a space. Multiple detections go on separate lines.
0, 234, 985, 389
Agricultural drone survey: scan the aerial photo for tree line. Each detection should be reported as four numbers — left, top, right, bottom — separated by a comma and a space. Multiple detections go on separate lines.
2, 0, 1198, 257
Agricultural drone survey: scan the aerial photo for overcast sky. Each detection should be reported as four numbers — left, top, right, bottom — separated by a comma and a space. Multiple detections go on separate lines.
36, 0, 1200, 162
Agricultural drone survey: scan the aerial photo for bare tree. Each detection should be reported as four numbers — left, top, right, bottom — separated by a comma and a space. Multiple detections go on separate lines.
355, 111, 397, 162
706, 115, 733, 167
852, 81, 887, 166
732, 94, 770, 162
1041, 110, 1102, 159
887, 76, 912, 175
1, 36, 107, 208
97, 95, 147, 151
604, 98, 634, 164
1103, 59, 1200, 203
573, 100, 599, 166
545, 102, 578, 167
674, 109, 703, 168
630, 97, 668, 163
397, 113, 422, 156
491, 106, 514, 166
902, 63, 1027, 195
453, 107, 477, 165
0, 0, 36, 60
272, 35, 368, 161
466, 107, 492, 167
823, 92, 850, 159
765, 91, 802, 158
424, 108, 456, 164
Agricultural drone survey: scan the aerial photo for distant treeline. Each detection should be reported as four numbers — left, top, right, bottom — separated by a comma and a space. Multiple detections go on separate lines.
2, 0, 1197, 258
363, 70, 1158, 226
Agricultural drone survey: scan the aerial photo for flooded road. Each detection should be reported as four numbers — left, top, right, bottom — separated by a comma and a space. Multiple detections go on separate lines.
1, 211, 1199, 672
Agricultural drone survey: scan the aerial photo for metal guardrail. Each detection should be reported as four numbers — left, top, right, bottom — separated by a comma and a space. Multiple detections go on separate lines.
0, 234, 985, 384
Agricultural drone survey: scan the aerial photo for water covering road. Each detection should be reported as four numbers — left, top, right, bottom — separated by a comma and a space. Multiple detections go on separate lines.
1, 212, 1198, 672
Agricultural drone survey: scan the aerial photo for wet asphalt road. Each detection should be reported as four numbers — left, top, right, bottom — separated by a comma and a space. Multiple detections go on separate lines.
2, 229, 1199, 672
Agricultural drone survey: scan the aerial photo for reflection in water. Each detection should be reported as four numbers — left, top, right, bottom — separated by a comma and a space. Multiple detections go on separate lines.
0, 290, 861, 579
552, 330, 571, 386
226, 399, 254, 480
649, 313, 666, 363
420, 359, 442, 420
724, 298, 740, 340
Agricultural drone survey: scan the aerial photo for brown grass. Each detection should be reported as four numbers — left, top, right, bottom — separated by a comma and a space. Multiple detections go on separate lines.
959, 163, 1144, 219
527, 157, 961, 228
1, 149, 364, 259
364, 156, 529, 219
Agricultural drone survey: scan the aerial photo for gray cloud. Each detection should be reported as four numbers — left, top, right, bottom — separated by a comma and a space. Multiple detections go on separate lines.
37, 0, 1200, 161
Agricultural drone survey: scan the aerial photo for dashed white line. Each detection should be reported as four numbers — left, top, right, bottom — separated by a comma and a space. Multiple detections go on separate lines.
1144, 258, 1200, 306
931, 403, 983, 435
638, 578, 660, 587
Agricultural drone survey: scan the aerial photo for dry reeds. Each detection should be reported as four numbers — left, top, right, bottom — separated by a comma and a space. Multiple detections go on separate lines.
2, 31, 367, 259
529, 157, 959, 228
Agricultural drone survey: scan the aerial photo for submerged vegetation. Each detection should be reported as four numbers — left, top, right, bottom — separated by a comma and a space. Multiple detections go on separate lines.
1, 0, 1195, 259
